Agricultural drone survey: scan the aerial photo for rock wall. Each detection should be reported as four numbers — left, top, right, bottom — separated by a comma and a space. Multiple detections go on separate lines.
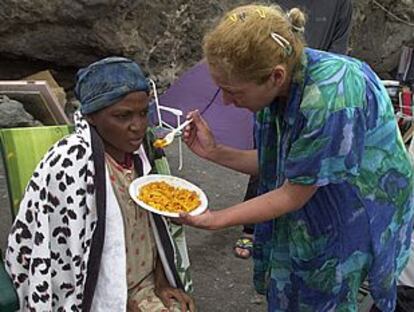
0, 0, 248, 87
0, 0, 413, 85
350, 0, 414, 79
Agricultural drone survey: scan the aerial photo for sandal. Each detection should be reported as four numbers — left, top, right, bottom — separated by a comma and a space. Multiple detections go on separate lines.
233, 235, 253, 259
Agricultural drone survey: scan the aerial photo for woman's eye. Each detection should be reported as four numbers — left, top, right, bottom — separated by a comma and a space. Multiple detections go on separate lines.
116, 114, 129, 119
224, 89, 238, 96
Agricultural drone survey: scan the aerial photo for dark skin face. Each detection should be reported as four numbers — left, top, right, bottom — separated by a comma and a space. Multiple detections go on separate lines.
87, 91, 149, 163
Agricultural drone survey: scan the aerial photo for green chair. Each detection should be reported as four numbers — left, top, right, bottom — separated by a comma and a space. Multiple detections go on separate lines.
0, 125, 73, 312
0, 125, 74, 219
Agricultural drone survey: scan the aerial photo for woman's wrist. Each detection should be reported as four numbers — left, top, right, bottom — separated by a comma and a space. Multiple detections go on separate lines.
205, 210, 227, 230
205, 144, 222, 162
155, 276, 169, 290
154, 258, 169, 290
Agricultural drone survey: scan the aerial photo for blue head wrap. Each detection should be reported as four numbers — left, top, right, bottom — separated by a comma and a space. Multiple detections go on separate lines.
75, 56, 150, 115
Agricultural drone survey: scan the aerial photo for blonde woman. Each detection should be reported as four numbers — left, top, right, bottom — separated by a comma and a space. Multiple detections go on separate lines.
180, 4, 414, 312
235, 0, 353, 260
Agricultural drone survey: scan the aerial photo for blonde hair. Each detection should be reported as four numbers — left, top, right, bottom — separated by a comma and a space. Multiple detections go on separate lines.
203, 4, 306, 84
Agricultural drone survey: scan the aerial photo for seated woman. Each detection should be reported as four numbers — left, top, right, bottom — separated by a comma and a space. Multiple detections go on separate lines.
5, 57, 195, 312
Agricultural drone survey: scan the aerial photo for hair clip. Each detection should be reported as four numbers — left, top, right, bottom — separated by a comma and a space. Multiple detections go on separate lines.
291, 25, 305, 33
228, 14, 238, 22
255, 8, 266, 19
270, 32, 293, 56
238, 12, 246, 22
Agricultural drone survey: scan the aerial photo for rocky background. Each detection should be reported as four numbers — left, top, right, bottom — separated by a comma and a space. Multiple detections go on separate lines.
0, 0, 248, 91
0, 0, 413, 88
351, 0, 414, 78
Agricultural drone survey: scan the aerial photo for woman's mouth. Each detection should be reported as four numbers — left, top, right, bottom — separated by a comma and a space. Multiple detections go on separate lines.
129, 138, 143, 146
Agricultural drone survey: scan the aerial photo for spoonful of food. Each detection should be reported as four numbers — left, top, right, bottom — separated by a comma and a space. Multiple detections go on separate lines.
153, 118, 193, 149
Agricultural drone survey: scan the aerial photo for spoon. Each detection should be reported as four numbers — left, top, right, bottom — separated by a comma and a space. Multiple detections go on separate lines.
153, 119, 193, 148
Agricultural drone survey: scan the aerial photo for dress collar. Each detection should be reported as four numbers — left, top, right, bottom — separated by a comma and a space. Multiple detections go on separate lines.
268, 49, 310, 126
105, 144, 152, 175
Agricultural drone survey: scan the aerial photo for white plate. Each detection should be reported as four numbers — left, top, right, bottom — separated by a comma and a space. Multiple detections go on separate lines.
129, 174, 208, 217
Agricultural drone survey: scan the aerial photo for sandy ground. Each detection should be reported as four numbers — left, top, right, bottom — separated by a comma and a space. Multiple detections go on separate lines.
0, 140, 267, 312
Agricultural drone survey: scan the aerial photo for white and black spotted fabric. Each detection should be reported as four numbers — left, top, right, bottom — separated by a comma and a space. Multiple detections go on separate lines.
5, 113, 97, 311
5, 112, 190, 311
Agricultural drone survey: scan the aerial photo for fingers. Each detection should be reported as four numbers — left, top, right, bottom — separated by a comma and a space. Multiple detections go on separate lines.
175, 290, 195, 312
162, 288, 195, 312
169, 217, 183, 225
175, 291, 188, 312
183, 111, 197, 144
187, 295, 196, 312
178, 212, 193, 226
178, 210, 215, 230
188, 110, 209, 132
157, 290, 172, 309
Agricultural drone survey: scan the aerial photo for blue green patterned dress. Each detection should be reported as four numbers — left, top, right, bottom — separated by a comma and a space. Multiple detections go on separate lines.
253, 48, 414, 312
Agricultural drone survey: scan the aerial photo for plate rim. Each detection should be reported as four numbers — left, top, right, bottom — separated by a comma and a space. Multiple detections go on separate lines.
128, 174, 208, 218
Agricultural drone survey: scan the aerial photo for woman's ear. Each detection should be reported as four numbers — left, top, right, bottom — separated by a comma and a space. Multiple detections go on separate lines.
86, 115, 96, 126
269, 65, 287, 88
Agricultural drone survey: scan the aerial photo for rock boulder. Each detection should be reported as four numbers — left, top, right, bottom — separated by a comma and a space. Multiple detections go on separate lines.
0, 96, 42, 128
0, 0, 413, 84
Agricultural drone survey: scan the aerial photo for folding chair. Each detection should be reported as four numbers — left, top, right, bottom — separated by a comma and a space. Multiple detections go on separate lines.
387, 46, 414, 144
383, 80, 414, 143
148, 79, 186, 170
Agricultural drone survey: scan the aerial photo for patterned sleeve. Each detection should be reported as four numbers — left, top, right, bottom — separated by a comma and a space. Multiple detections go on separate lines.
285, 65, 367, 186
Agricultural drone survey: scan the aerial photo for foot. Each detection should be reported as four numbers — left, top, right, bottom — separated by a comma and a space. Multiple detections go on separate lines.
233, 234, 253, 259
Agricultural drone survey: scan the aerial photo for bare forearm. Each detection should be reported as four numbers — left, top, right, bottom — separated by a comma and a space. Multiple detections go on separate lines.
207, 144, 258, 176
154, 257, 169, 289
211, 182, 317, 229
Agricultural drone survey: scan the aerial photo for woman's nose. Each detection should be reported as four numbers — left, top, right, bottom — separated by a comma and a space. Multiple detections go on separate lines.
130, 116, 147, 132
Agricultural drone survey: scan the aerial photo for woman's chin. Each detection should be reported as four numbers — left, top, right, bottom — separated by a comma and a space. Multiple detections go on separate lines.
129, 139, 143, 150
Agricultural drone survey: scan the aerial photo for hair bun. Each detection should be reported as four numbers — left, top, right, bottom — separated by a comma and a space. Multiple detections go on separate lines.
287, 8, 306, 33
